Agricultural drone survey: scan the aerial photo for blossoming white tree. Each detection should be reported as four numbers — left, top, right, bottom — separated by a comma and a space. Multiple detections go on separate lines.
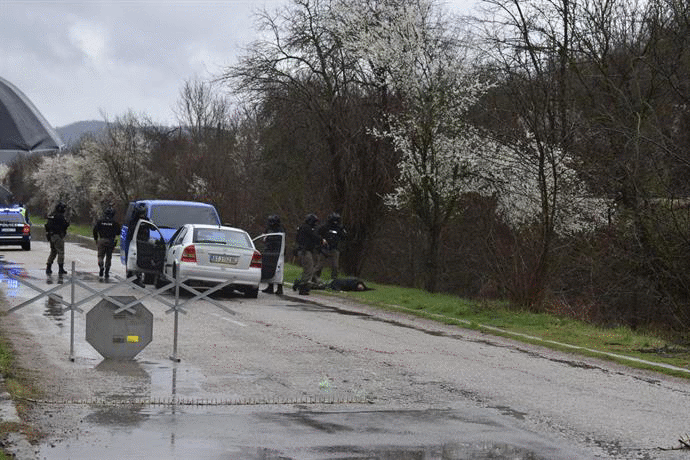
31, 154, 89, 216
30, 112, 158, 219
340, 0, 501, 291
337, 0, 611, 294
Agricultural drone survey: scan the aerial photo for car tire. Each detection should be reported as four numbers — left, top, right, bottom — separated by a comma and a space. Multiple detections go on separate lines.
244, 287, 259, 299
21, 242, 30, 251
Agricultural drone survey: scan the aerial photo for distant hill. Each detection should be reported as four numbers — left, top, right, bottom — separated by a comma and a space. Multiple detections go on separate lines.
56, 120, 107, 148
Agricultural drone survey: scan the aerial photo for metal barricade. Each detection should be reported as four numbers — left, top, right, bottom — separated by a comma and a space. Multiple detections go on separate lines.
3, 261, 238, 362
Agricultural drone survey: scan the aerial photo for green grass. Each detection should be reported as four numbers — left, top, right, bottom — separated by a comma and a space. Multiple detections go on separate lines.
285, 263, 690, 377
32, 217, 95, 240
0, 317, 42, 455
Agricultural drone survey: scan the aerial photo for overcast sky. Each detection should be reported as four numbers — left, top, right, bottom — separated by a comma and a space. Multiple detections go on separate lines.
1, 0, 478, 129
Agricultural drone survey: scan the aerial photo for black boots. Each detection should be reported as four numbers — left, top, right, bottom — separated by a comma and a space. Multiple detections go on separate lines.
48, 263, 67, 276
262, 283, 284, 295
294, 281, 309, 295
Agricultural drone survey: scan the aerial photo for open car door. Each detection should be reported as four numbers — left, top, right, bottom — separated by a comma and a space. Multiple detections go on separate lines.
252, 232, 285, 285
126, 219, 166, 277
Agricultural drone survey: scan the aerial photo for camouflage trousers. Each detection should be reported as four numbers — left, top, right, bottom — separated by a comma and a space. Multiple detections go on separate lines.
47, 234, 65, 266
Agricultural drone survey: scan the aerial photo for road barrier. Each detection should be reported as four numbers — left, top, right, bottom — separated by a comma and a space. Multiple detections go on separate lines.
3, 261, 238, 362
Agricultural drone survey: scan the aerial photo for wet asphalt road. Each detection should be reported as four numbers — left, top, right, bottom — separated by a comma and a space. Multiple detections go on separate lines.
0, 240, 689, 459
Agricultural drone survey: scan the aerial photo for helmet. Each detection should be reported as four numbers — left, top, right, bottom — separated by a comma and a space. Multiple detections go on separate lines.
267, 214, 281, 227
328, 212, 341, 225
134, 202, 147, 217
54, 202, 66, 214
305, 213, 319, 227
104, 207, 115, 219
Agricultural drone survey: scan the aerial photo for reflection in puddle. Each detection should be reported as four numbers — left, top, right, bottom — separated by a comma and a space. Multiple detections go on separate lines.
83, 405, 149, 427
95, 358, 150, 378
312, 443, 548, 459
44, 295, 64, 327
0, 257, 27, 299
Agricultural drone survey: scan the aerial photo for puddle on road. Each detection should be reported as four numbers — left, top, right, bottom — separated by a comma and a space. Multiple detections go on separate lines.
315, 443, 549, 459
238, 443, 550, 459
36, 403, 591, 460
0, 256, 28, 299
43, 295, 65, 326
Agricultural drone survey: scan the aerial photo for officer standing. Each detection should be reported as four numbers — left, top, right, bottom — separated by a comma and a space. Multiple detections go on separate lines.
93, 206, 121, 280
314, 212, 347, 281
124, 202, 147, 285
124, 202, 148, 258
262, 214, 286, 295
45, 202, 70, 276
293, 213, 326, 295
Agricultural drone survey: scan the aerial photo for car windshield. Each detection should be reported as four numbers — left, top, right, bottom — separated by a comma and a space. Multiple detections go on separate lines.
193, 228, 252, 249
0, 213, 25, 224
149, 205, 218, 229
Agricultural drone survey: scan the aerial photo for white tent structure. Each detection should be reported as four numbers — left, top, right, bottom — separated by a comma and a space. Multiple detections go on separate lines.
0, 76, 64, 164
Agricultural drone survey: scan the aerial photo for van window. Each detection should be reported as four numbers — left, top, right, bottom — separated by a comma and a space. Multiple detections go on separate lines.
150, 205, 219, 229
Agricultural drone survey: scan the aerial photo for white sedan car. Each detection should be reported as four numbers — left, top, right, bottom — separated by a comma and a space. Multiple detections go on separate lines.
162, 224, 262, 298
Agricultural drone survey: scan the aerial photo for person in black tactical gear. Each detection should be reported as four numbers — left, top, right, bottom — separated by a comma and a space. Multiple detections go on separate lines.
124, 202, 148, 255
45, 202, 70, 276
293, 213, 326, 295
124, 202, 148, 285
262, 214, 286, 295
327, 277, 372, 291
93, 206, 121, 280
314, 212, 347, 281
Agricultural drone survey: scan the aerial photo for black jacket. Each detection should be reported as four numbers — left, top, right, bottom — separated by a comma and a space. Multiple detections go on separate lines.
45, 212, 69, 238
296, 223, 322, 252
318, 223, 346, 251
93, 218, 121, 243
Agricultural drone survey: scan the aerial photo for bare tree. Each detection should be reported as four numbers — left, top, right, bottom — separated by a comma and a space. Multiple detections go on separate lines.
470, 0, 579, 306
77, 111, 159, 210
221, 0, 397, 275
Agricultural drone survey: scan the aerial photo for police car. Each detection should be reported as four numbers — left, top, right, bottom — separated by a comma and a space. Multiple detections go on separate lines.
0, 206, 31, 250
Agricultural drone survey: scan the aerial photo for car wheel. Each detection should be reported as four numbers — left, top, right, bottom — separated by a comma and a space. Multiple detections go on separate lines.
244, 287, 259, 299
21, 242, 30, 251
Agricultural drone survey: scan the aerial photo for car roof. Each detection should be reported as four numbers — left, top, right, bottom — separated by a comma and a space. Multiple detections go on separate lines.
134, 200, 216, 208
183, 223, 247, 233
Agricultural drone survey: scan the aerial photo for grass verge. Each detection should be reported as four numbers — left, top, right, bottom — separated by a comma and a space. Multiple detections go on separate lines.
0, 314, 44, 457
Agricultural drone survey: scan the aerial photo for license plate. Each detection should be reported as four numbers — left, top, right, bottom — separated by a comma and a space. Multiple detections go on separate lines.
1, 228, 15, 232
210, 254, 238, 265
